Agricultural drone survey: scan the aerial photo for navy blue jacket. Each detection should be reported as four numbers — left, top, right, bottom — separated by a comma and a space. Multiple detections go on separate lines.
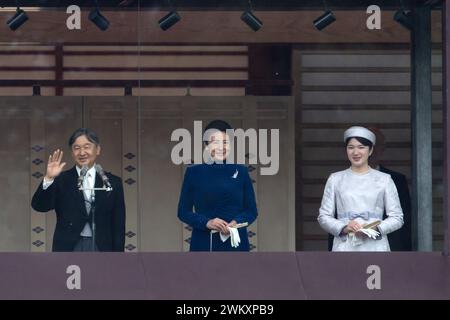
178, 163, 258, 251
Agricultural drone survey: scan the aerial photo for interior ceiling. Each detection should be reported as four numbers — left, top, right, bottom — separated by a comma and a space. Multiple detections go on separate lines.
0, 0, 443, 10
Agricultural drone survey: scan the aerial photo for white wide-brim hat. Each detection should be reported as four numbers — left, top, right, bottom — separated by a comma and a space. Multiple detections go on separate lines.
344, 126, 376, 145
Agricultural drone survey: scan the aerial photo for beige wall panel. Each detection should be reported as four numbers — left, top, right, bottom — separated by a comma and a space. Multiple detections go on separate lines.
64, 46, 247, 52
303, 91, 442, 105
257, 118, 291, 251
190, 88, 246, 96
0, 45, 54, 51
256, 97, 295, 251
138, 98, 186, 251
63, 88, 124, 96
0, 102, 30, 251
301, 54, 442, 68
64, 56, 248, 68
0, 55, 54, 67
64, 72, 248, 80
0, 88, 33, 95
133, 88, 187, 96
302, 73, 443, 87
0, 72, 54, 80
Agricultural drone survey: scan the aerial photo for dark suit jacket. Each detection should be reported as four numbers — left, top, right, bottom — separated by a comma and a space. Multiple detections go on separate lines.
31, 166, 126, 252
379, 166, 412, 251
328, 166, 412, 251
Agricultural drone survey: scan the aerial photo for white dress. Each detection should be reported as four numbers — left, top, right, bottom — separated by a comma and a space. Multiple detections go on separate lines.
318, 168, 404, 252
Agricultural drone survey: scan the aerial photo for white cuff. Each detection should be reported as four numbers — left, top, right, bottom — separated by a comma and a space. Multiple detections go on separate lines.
42, 178, 54, 190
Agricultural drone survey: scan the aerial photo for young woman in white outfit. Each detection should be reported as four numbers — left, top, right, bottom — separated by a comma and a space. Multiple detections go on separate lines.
318, 126, 404, 251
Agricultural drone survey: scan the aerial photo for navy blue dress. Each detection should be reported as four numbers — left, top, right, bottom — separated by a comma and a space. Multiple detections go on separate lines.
177, 163, 258, 251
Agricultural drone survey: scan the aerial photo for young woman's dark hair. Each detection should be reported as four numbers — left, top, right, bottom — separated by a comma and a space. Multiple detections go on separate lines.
345, 136, 373, 150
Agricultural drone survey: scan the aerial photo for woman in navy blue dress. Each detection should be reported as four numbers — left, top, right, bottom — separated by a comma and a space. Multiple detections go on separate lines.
177, 120, 258, 251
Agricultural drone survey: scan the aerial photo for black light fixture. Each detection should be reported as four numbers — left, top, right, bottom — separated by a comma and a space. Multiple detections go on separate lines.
6, 2, 29, 31
313, 11, 336, 30
89, 0, 110, 31
241, 0, 262, 31
158, 11, 181, 31
393, 10, 412, 30
158, 0, 181, 31
394, 0, 413, 31
241, 11, 263, 32
313, 1, 336, 30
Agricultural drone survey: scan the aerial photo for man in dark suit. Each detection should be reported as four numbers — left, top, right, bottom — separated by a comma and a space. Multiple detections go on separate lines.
378, 165, 412, 251
31, 128, 126, 252
369, 127, 412, 251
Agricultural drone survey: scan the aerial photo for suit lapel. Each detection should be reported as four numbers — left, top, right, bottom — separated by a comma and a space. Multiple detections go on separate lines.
93, 172, 106, 215
69, 166, 89, 218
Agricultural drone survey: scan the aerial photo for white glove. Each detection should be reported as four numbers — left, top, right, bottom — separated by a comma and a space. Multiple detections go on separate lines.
229, 227, 240, 248
349, 228, 380, 246
219, 227, 241, 248
358, 228, 380, 239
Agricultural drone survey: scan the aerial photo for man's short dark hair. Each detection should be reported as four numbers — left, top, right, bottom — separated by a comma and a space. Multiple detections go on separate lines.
68, 128, 100, 147
204, 119, 232, 134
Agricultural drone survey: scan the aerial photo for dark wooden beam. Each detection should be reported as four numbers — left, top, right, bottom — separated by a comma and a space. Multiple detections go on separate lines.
32, 85, 40, 96
292, 49, 303, 250
443, 0, 450, 257
411, 5, 433, 251
55, 44, 63, 96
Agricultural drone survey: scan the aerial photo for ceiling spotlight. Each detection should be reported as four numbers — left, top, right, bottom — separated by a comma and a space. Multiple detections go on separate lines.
241, 10, 263, 32
89, 8, 110, 31
313, 10, 336, 31
6, 8, 28, 31
158, 11, 181, 31
394, 10, 413, 31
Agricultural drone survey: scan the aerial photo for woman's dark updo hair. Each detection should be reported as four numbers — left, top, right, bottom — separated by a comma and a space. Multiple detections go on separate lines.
345, 136, 373, 150
203, 120, 232, 145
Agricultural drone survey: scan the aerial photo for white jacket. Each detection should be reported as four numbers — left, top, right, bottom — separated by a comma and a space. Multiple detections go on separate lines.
318, 168, 404, 251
